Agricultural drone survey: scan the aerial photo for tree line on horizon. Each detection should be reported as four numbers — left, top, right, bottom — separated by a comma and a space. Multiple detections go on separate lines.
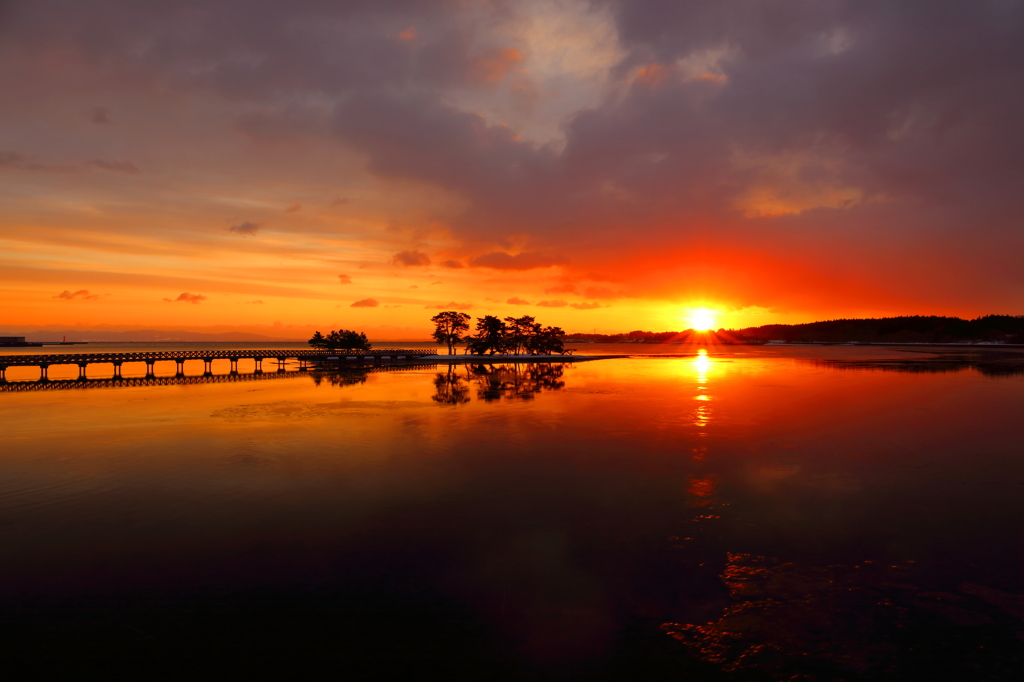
565, 315, 1024, 344
308, 311, 569, 355
431, 311, 568, 355
309, 314, 1024, 350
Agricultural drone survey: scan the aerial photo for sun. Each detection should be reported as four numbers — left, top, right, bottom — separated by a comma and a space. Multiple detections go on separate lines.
687, 308, 717, 331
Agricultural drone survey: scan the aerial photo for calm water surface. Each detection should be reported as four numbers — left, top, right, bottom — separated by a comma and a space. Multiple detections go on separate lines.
1, 345, 1022, 679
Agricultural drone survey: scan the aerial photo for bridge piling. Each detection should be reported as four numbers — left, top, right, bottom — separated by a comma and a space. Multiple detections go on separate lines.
0, 348, 438, 382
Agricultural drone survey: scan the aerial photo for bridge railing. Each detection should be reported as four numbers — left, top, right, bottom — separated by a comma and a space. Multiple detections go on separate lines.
0, 348, 437, 367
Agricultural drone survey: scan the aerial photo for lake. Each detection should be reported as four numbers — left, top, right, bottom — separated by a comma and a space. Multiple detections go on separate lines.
1, 343, 1022, 679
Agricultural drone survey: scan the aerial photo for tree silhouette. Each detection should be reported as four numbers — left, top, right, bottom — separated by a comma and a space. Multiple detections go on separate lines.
466, 315, 509, 354
431, 310, 471, 355
308, 329, 372, 351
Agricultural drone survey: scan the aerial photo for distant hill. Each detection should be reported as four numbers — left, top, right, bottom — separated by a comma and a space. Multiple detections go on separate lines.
566, 315, 1024, 344
2, 329, 281, 343
730, 315, 1024, 344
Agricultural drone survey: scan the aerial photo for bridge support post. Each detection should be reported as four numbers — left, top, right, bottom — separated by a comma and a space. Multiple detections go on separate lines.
229, 358, 239, 374
254, 358, 263, 374
203, 358, 213, 376
176, 360, 185, 376
39, 364, 49, 381
298, 359, 307, 371
0, 366, 6, 382
77, 363, 88, 380
146, 360, 156, 378
113, 362, 122, 378
277, 357, 286, 372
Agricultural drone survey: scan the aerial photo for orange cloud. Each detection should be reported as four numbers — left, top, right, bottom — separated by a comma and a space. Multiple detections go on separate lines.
469, 251, 565, 270
54, 289, 100, 300
350, 298, 379, 308
469, 47, 524, 84
425, 301, 473, 310
507, 296, 530, 305
167, 292, 207, 304
391, 250, 431, 267
635, 63, 668, 87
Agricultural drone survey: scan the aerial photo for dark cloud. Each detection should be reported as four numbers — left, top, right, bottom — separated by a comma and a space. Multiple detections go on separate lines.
229, 221, 260, 236
338, 274, 352, 284
506, 296, 530, 305
54, 289, 100, 300
536, 300, 568, 308
4, 0, 1024, 314
439, 259, 464, 269
170, 292, 206, 304
86, 159, 139, 174
391, 250, 431, 267
350, 298, 379, 308
469, 252, 567, 270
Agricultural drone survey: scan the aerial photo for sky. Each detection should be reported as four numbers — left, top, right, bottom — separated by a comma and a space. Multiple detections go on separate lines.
2, 0, 1023, 339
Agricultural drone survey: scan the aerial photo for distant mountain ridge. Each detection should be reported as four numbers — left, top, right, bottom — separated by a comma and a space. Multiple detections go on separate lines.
566, 315, 1024, 344
731, 315, 1024, 344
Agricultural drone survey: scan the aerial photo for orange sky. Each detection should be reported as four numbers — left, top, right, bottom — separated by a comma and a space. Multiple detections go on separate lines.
2, 1, 1022, 339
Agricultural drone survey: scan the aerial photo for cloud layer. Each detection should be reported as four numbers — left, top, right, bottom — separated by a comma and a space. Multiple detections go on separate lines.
2, 0, 1022, 333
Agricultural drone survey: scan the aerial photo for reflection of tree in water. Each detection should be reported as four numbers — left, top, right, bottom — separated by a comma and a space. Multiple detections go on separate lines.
467, 363, 566, 402
432, 365, 470, 405
431, 363, 568, 404
662, 473, 1024, 680
308, 369, 369, 387
813, 350, 1024, 378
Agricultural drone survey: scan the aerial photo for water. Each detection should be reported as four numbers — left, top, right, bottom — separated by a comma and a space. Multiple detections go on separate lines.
1, 344, 1022, 678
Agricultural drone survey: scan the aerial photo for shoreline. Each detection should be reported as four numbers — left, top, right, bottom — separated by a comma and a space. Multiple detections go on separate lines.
413, 354, 629, 363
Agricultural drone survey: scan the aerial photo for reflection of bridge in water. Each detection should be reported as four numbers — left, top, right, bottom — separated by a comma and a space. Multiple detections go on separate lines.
0, 348, 437, 381
0, 363, 439, 392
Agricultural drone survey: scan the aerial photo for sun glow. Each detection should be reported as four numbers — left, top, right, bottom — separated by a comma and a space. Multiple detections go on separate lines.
687, 308, 717, 331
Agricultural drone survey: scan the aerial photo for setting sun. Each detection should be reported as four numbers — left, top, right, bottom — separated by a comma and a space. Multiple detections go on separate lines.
687, 308, 717, 331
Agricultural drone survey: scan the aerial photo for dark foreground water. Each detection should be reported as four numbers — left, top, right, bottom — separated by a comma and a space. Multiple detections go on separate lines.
0, 345, 1022, 679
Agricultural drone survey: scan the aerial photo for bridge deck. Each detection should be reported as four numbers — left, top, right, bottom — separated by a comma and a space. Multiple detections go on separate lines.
0, 348, 436, 368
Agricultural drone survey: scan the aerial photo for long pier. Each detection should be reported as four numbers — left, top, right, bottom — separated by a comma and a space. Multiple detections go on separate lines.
0, 348, 437, 381
0, 363, 438, 392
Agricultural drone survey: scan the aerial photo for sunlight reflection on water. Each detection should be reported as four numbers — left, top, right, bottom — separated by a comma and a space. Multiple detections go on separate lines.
0, 347, 1022, 677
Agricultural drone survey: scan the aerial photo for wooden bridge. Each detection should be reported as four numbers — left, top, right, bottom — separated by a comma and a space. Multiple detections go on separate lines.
0, 348, 437, 381
0, 362, 438, 391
